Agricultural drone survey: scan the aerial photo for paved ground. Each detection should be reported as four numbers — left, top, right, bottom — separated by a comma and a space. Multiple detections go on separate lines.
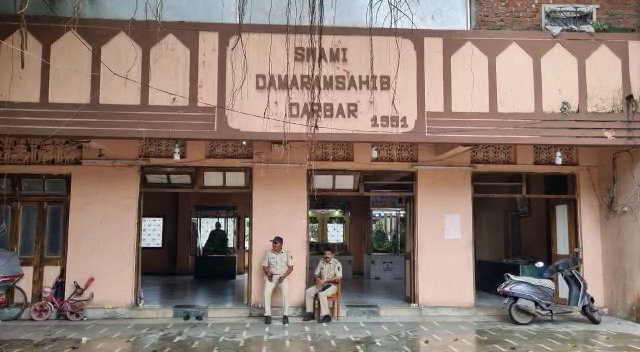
1, 315, 640, 351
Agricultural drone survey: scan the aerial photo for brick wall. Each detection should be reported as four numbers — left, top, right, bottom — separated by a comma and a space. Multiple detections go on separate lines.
475, 0, 640, 30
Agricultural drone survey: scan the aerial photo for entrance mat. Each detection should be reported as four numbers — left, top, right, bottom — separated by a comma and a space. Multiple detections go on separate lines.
345, 304, 378, 308
173, 305, 209, 320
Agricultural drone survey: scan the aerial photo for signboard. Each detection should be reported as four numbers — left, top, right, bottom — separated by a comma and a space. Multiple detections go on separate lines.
225, 33, 417, 134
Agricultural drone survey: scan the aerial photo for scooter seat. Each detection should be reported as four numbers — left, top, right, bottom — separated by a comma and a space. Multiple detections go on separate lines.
506, 274, 555, 290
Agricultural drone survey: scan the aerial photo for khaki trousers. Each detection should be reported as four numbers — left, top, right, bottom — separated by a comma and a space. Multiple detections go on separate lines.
305, 284, 338, 317
263, 275, 289, 316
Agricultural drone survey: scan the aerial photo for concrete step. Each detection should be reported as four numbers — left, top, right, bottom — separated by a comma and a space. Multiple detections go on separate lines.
79, 304, 505, 320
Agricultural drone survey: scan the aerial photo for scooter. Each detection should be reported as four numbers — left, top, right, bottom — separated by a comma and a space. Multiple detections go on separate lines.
497, 257, 601, 325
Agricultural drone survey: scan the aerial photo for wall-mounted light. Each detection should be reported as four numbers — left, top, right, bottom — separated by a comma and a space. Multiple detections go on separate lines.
555, 150, 563, 165
173, 143, 181, 161
371, 146, 379, 159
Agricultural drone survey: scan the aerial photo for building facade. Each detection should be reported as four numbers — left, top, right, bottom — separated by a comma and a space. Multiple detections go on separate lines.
1, 1, 640, 320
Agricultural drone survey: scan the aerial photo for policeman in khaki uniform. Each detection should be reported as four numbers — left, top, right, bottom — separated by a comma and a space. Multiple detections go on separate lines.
262, 236, 293, 325
303, 248, 342, 323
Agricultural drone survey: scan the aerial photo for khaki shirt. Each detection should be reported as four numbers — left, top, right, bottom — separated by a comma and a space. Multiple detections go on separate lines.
314, 258, 343, 280
263, 249, 294, 275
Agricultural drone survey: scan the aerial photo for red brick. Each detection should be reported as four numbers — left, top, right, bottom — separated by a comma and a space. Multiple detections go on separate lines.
474, 0, 640, 30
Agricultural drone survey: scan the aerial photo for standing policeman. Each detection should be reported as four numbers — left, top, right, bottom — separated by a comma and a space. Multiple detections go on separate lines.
262, 236, 294, 324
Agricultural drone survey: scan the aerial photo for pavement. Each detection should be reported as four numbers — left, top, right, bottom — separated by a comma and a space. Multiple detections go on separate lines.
1, 315, 640, 351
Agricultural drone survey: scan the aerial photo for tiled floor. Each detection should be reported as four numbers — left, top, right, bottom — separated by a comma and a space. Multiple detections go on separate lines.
2, 315, 638, 352
141, 275, 247, 307
141, 275, 407, 307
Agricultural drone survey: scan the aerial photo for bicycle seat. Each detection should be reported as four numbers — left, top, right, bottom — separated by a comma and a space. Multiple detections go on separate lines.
70, 292, 94, 303
506, 274, 555, 290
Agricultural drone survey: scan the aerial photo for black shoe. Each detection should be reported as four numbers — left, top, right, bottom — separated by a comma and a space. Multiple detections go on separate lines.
302, 313, 314, 322
265, 316, 272, 324
320, 315, 332, 323
283, 316, 289, 325
195, 314, 203, 321
183, 313, 190, 321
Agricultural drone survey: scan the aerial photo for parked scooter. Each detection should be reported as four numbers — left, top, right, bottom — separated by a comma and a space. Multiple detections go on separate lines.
497, 257, 601, 325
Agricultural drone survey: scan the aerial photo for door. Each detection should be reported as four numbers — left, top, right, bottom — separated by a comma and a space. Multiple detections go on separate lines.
5, 202, 68, 302
308, 210, 348, 253
549, 200, 577, 303
404, 198, 416, 303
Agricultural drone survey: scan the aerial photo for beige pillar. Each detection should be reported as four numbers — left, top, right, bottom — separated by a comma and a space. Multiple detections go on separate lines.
66, 167, 140, 307
577, 170, 605, 303
251, 166, 308, 308
415, 169, 474, 306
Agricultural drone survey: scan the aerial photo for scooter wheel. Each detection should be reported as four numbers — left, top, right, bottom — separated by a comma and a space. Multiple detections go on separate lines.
508, 301, 535, 325
581, 304, 602, 325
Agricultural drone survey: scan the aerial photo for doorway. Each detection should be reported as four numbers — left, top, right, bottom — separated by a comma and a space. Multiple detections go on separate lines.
137, 167, 251, 308
307, 171, 416, 307
472, 172, 579, 307
0, 175, 70, 302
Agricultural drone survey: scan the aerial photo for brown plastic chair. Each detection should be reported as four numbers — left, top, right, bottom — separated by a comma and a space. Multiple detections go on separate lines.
314, 280, 341, 321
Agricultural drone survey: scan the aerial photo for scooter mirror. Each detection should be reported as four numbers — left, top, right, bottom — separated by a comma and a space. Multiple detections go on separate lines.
535, 261, 544, 268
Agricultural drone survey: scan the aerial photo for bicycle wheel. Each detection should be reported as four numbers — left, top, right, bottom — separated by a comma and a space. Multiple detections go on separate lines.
0, 286, 28, 321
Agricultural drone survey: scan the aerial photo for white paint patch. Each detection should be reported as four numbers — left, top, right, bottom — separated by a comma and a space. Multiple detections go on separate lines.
547, 338, 562, 345
475, 334, 487, 340
99, 328, 108, 334
375, 340, 382, 346
537, 344, 553, 351
141, 328, 149, 333
224, 327, 230, 332
484, 329, 496, 335
286, 340, 290, 347
366, 330, 372, 336
523, 329, 537, 335
505, 339, 518, 346
360, 322, 365, 327
433, 322, 441, 327
449, 346, 459, 352
20, 333, 34, 338
114, 348, 122, 352
262, 346, 266, 352
199, 331, 205, 338
243, 331, 247, 338
628, 345, 640, 350
111, 333, 121, 338
310, 347, 315, 352
397, 322, 404, 327
590, 339, 613, 348
514, 333, 528, 340
432, 334, 442, 341
462, 339, 472, 346
459, 325, 467, 330
240, 340, 245, 347
246, 322, 250, 328
331, 339, 336, 347
96, 342, 104, 348
191, 342, 198, 348
420, 325, 428, 331
307, 335, 312, 341
382, 326, 389, 331
207, 323, 212, 328
85, 325, 96, 330
392, 335, 399, 341
163, 348, 171, 352
284, 330, 289, 336
356, 346, 363, 352
264, 335, 268, 342
305, 326, 310, 332
554, 333, 569, 340
494, 345, 507, 352
343, 326, 349, 331
167, 323, 173, 329
404, 347, 412, 352
173, 337, 181, 343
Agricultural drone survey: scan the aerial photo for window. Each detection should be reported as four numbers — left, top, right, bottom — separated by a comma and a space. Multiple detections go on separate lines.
312, 173, 358, 191
141, 167, 195, 188
326, 217, 346, 244
202, 170, 248, 188
244, 217, 250, 250
371, 209, 406, 254
195, 217, 236, 250
44, 205, 65, 257
18, 205, 38, 257
0, 205, 11, 250
141, 217, 164, 248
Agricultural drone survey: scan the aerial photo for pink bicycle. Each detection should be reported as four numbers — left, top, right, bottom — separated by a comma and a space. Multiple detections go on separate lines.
30, 276, 94, 321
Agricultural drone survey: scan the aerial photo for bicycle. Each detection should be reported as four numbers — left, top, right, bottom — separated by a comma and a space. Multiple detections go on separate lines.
30, 276, 94, 321
0, 250, 28, 321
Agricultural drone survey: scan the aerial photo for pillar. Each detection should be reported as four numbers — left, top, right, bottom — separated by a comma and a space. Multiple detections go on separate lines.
250, 166, 308, 308
66, 167, 140, 307
577, 170, 605, 303
415, 169, 474, 306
